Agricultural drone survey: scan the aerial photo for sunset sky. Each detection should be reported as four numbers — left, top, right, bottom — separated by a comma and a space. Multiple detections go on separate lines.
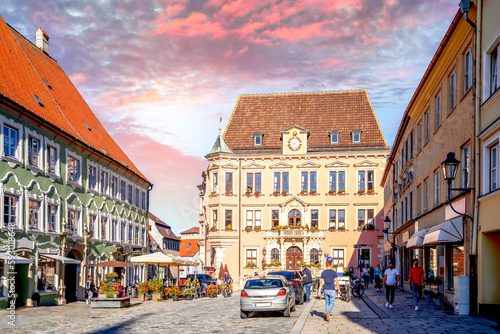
1, 0, 459, 234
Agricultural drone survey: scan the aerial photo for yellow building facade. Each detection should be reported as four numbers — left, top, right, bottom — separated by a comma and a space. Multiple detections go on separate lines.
199, 91, 389, 287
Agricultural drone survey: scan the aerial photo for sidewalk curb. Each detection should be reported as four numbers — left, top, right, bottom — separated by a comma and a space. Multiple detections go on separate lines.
290, 299, 316, 334
361, 293, 390, 319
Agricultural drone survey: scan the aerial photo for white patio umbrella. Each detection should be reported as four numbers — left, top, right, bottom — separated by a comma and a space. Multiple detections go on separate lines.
130, 252, 200, 283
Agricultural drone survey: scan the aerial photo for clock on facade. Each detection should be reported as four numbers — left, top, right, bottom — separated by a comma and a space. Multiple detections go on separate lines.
288, 136, 302, 151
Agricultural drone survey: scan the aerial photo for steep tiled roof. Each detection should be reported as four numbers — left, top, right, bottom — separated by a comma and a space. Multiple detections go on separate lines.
156, 224, 180, 241
223, 90, 388, 153
0, 16, 149, 183
148, 212, 171, 228
180, 227, 199, 235
180, 239, 199, 257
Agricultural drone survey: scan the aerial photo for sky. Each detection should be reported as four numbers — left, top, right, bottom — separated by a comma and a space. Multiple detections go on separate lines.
1, 0, 459, 234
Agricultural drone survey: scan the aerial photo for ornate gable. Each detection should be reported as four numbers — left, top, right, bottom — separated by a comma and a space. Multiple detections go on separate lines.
325, 160, 350, 168
242, 162, 266, 170
208, 164, 220, 171
353, 160, 379, 168
297, 162, 321, 169
221, 163, 238, 170
280, 196, 309, 208
269, 162, 293, 169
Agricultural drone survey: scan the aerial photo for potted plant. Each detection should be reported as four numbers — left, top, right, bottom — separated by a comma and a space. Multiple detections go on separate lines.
309, 190, 316, 194
367, 189, 374, 194
254, 226, 261, 231
150, 279, 164, 301
137, 281, 149, 301
210, 226, 217, 231
281, 190, 288, 195
300, 190, 306, 194
225, 224, 232, 230
328, 189, 336, 194
170, 285, 181, 301
183, 288, 196, 300
245, 226, 253, 232
273, 191, 280, 196
207, 284, 218, 298
358, 189, 365, 194
163, 286, 172, 300
211, 191, 216, 196
254, 191, 260, 196
338, 189, 345, 194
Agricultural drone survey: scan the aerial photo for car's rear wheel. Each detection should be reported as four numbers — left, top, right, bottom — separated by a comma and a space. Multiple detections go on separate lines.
283, 301, 291, 317
240, 310, 248, 319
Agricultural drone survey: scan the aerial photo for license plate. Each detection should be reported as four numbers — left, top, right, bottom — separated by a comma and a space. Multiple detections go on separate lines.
254, 303, 271, 307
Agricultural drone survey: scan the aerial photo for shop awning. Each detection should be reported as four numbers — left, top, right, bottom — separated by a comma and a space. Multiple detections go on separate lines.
406, 228, 430, 249
423, 217, 463, 245
0, 253, 33, 264
40, 254, 81, 264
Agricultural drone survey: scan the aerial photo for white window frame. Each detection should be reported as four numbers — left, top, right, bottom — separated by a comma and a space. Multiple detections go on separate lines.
300, 171, 317, 193
244, 247, 258, 266
45, 138, 60, 179
483, 35, 500, 100
464, 48, 473, 94
329, 130, 340, 144
65, 149, 82, 188
67, 206, 82, 236
141, 191, 146, 210
25, 129, 43, 173
212, 172, 218, 194
254, 134, 262, 146
135, 187, 140, 207
100, 215, 108, 241
110, 172, 119, 199
424, 178, 429, 212
462, 145, 471, 188
88, 213, 98, 240
120, 178, 127, 202
449, 70, 457, 112
435, 94, 441, 130
434, 169, 440, 206
2, 190, 22, 230
351, 130, 361, 143
224, 172, 233, 194
100, 166, 110, 196
27, 195, 43, 231
1, 116, 24, 165
245, 209, 262, 228
212, 209, 218, 229
357, 207, 375, 230
46, 200, 59, 234
482, 133, 500, 193
87, 160, 98, 192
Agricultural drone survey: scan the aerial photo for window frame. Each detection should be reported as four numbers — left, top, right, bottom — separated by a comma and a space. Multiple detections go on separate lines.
28, 198, 42, 231
449, 70, 457, 112
225, 210, 232, 229
483, 133, 500, 193
87, 160, 98, 192
26, 130, 43, 172
3, 192, 20, 229
67, 208, 81, 236
225, 172, 233, 194
246, 249, 257, 266
311, 209, 318, 229
65, 149, 82, 187
45, 138, 60, 178
435, 93, 442, 130
424, 178, 429, 212
100, 166, 110, 195
464, 48, 473, 94
1, 117, 23, 164
46, 202, 58, 234
461, 145, 471, 188
212, 172, 218, 194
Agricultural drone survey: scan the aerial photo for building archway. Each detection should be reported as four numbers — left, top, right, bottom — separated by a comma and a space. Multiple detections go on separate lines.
288, 209, 301, 227
286, 246, 302, 269
65, 249, 82, 303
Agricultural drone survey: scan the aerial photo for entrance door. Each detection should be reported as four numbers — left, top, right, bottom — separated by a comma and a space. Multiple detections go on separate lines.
286, 247, 302, 269
64, 264, 78, 303
14, 264, 29, 308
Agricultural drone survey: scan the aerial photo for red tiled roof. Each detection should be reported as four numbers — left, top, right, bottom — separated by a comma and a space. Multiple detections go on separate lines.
0, 16, 149, 183
148, 212, 171, 228
156, 224, 180, 241
223, 90, 388, 153
180, 227, 199, 234
180, 239, 199, 257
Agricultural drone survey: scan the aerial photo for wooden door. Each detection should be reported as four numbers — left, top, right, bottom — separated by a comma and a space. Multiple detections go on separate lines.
286, 247, 303, 269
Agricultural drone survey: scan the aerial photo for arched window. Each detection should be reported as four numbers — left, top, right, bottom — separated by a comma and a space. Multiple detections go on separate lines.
288, 209, 301, 227
271, 248, 280, 263
310, 248, 319, 265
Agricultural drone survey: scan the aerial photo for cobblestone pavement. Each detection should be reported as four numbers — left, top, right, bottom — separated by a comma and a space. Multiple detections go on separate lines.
298, 286, 500, 334
0, 294, 307, 334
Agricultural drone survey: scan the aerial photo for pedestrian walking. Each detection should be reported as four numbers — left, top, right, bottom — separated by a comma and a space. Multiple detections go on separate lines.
317, 257, 341, 322
362, 264, 370, 288
383, 262, 400, 309
409, 259, 425, 311
374, 264, 383, 291
300, 264, 313, 302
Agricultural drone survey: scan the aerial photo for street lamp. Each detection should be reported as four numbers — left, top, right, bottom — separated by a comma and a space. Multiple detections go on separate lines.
382, 217, 397, 267
262, 247, 267, 266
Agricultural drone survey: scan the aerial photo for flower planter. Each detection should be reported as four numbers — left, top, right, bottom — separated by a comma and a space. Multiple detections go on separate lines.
138, 293, 146, 302
152, 293, 162, 301
173, 295, 180, 301
186, 296, 194, 301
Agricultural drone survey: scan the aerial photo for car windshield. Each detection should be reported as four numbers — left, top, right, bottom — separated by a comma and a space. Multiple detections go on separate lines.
245, 279, 283, 289
268, 272, 294, 280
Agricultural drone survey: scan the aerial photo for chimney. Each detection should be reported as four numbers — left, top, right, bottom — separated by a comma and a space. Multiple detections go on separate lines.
35, 28, 49, 54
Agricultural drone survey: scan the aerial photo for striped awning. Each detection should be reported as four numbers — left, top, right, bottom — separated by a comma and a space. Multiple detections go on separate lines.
406, 228, 430, 249
423, 217, 463, 245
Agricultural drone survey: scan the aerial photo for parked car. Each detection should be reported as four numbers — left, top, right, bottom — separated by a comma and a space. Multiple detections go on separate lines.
267, 270, 305, 304
186, 274, 217, 288
240, 276, 295, 318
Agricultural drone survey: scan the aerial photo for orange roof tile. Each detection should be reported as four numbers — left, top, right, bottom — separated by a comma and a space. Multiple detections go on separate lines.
180, 239, 199, 257
222, 90, 388, 153
180, 227, 199, 234
0, 16, 149, 183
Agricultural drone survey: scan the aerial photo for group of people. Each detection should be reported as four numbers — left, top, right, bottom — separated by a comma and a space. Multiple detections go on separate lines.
310, 257, 425, 322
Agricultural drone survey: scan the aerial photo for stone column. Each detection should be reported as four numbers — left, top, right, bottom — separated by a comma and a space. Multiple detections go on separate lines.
58, 219, 67, 305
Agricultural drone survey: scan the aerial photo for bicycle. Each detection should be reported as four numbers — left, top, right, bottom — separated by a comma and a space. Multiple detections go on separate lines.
221, 283, 232, 298
350, 278, 365, 298
311, 277, 320, 292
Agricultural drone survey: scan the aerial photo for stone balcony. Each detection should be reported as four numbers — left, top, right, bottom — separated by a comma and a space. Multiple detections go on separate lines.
264, 229, 324, 239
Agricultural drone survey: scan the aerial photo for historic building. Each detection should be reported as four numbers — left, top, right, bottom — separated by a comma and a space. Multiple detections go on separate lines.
381, 7, 476, 312
0, 17, 151, 308
179, 227, 202, 284
199, 91, 390, 287
147, 213, 180, 282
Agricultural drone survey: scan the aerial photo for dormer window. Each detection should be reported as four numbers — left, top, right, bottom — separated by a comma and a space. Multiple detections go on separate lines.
350, 129, 362, 143
329, 130, 340, 144
252, 132, 263, 147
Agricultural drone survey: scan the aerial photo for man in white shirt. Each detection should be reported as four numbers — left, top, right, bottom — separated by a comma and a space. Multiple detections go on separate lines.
383, 262, 400, 309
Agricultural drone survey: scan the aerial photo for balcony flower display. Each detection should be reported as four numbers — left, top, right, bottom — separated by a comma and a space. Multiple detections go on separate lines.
245, 226, 253, 232
328, 189, 336, 194
281, 190, 288, 195
210, 226, 217, 231
245, 263, 257, 268
338, 189, 345, 194
225, 190, 233, 195
273, 191, 280, 196
358, 189, 365, 194
254, 226, 261, 231
225, 224, 232, 230
211, 191, 216, 196
300, 190, 306, 194
367, 189, 374, 194
309, 190, 316, 195
254, 191, 261, 196
245, 189, 252, 195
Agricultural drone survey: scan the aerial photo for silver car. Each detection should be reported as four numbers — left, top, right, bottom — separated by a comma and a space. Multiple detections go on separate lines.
240, 276, 296, 318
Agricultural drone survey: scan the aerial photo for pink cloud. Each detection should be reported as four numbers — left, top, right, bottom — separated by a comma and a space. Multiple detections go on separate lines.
69, 72, 87, 83
266, 22, 333, 42
151, 12, 226, 38
155, 3, 185, 23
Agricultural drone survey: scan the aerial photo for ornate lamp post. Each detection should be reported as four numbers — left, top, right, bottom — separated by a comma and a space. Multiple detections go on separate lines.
262, 247, 267, 267
382, 216, 397, 267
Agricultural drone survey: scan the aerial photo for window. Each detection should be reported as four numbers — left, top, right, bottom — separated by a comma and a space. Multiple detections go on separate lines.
225, 210, 232, 229
212, 172, 218, 193
212, 210, 218, 229
288, 209, 301, 227
111, 176, 119, 197
128, 224, 133, 244
135, 226, 139, 245
47, 145, 57, 174
424, 178, 429, 211
47, 204, 57, 232
271, 210, 279, 227
338, 210, 345, 230
254, 133, 262, 146
101, 170, 109, 194
120, 180, 126, 201
135, 188, 140, 206
309, 248, 319, 264
37, 258, 56, 291
329, 209, 345, 230
271, 248, 280, 263
246, 210, 261, 228
89, 215, 96, 238
358, 170, 374, 193
450, 71, 456, 111
3, 125, 18, 157
417, 123, 422, 151
112, 220, 118, 241
28, 200, 40, 230
301, 171, 317, 193
187, 243, 191, 250
351, 130, 361, 143
329, 209, 336, 229
464, 49, 472, 93
489, 142, 499, 191
435, 94, 441, 129
462, 145, 470, 188
409, 191, 413, 219
425, 111, 430, 142
27, 136, 40, 167
128, 185, 133, 204
330, 130, 340, 144
358, 209, 365, 229
417, 185, 421, 215
329, 171, 336, 192
311, 210, 318, 229
246, 249, 257, 266
101, 217, 107, 240
141, 191, 146, 210
121, 222, 126, 242
449, 245, 464, 288
67, 155, 80, 183
225, 172, 233, 194
67, 210, 79, 235
434, 170, 440, 205
88, 165, 97, 190
246, 173, 261, 194
4, 195, 17, 228
490, 46, 498, 96
332, 249, 344, 266
273, 172, 289, 194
